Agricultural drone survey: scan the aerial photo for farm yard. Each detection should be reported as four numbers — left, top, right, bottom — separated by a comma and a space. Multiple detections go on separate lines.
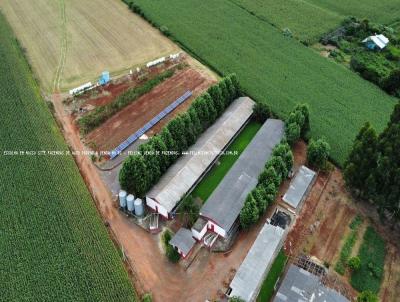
127, 0, 397, 165
0, 0, 178, 91
285, 166, 400, 302
0, 13, 137, 302
64, 54, 216, 154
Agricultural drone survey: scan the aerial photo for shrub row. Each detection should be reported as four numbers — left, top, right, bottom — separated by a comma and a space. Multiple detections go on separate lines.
119, 74, 240, 197
240, 141, 293, 229
334, 215, 363, 275
284, 104, 310, 146
79, 69, 175, 134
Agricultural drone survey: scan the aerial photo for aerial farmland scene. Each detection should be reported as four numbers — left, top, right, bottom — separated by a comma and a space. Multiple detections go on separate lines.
1, 0, 399, 302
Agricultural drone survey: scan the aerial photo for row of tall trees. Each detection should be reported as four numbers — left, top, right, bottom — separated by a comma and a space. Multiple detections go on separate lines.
119, 74, 240, 197
284, 104, 311, 145
240, 142, 294, 228
344, 101, 400, 221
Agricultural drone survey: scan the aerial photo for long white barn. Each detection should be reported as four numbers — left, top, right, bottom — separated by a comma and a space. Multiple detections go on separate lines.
146, 97, 255, 218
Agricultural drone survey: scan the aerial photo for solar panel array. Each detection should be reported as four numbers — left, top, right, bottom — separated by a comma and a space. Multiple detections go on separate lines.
110, 90, 193, 159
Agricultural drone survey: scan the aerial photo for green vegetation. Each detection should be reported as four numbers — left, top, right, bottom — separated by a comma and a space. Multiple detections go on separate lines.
285, 104, 311, 145
240, 141, 293, 228
344, 102, 400, 221
119, 75, 240, 197
307, 138, 331, 170
335, 215, 363, 275
0, 13, 136, 301
126, 0, 397, 165
177, 195, 200, 228
162, 230, 181, 263
191, 121, 262, 202
348, 256, 362, 271
351, 227, 386, 293
257, 250, 288, 302
79, 69, 175, 134
357, 290, 379, 302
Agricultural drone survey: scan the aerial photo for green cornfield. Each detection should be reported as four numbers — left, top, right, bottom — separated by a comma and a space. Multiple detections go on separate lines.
128, 0, 397, 165
0, 14, 136, 302
230, 0, 400, 42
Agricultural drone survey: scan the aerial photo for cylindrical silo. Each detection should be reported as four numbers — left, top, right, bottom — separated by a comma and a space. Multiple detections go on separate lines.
118, 190, 127, 208
134, 198, 144, 217
126, 194, 135, 213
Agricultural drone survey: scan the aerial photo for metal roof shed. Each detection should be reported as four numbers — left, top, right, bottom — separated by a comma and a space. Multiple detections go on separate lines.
282, 165, 316, 210
200, 119, 285, 234
146, 97, 255, 218
273, 264, 349, 302
169, 228, 196, 258
228, 224, 285, 302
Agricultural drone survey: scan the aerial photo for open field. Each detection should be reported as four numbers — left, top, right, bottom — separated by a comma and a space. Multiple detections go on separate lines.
0, 0, 179, 91
80, 62, 215, 152
128, 0, 397, 165
0, 13, 136, 301
191, 120, 262, 202
230, 0, 400, 42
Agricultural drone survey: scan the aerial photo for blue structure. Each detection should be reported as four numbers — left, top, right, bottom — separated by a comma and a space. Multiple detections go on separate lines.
110, 90, 193, 159
99, 71, 110, 85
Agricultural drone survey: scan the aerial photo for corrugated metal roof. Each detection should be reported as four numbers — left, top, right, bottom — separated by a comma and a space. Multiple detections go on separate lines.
282, 165, 316, 209
169, 228, 196, 255
200, 119, 285, 231
147, 97, 255, 212
362, 34, 389, 49
273, 264, 349, 302
229, 224, 285, 302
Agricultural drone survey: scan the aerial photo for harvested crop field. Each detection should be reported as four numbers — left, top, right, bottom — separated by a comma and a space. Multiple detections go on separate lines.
84, 66, 216, 152
0, 0, 179, 91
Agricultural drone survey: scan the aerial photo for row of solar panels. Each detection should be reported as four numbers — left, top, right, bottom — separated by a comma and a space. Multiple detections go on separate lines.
110, 90, 193, 159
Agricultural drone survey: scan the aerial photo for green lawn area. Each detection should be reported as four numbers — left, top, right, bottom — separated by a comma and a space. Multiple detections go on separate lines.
257, 249, 288, 302
351, 226, 386, 293
0, 13, 136, 301
127, 0, 397, 166
191, 120, 262, 202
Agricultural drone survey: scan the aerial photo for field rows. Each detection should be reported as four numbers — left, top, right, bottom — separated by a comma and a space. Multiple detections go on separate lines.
128, 0, 397, 165
0, 14, 136, 301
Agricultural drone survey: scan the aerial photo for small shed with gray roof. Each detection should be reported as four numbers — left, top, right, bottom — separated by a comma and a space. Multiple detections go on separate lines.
273, 264, 349, 302
198, 119, 284, 238
282, 165, 316, 211
169, 228, 196, 259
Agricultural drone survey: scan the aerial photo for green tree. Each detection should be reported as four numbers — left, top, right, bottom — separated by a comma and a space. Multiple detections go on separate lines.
344, 122, 378, 198
228, 73, 240, 98
265, 155, 288, 180
142, 293, 152, 302
180, 112, 196, 146
166, 115, 188, 152
273, 142, 294, 172
295, 103, 311, 139
348, 256, 361, 271
151, 135, 169, 173
178, 195, 199, 228
240, 194, 259, 228
188, 108, 203, 137
357, 291, 378, 302
218, 80, 230, 107
307, 138, 330, 170
159, 128, 178, 163
224, 77, 236, 102
253, 102, 271, 123
259, 166, 281, 188
119, 154, 150, 197
285, 122, 301, 146
252, 186, 268, 214
138, 143, 161, 185
162, 230, 180, 263
207, 84, 225, 114
203, 92, 218, 123
191, 96, 210, 129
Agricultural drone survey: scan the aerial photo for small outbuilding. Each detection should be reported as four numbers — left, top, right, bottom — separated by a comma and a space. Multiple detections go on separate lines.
273, 264, 349, 302
362, 34, 389, 50
169, 228, 196, 259
282, 165, 316, 211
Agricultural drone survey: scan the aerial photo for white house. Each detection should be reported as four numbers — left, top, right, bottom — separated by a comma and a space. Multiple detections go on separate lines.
362, 34, 389, 50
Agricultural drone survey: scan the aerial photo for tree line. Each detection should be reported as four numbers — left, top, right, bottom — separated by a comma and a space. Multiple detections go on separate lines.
119, 74, 240, 197
344, 101, 400, 222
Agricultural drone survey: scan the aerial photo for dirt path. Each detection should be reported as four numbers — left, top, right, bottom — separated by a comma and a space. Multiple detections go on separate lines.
380, 244, 400, 302
53, 0, 67, 92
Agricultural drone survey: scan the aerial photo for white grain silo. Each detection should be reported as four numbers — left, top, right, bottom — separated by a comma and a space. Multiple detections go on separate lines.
126, 194, 135, 213
119, 190, 127, 209
134, 198, 144, 217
